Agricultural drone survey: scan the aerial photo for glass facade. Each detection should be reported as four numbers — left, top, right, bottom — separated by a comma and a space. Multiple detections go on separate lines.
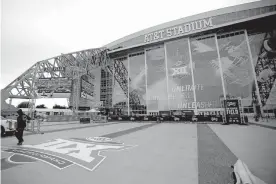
166, 38, 194, 110
108, 25, 276, 116
129, 52, 147, 115
190, 35, 223, 110
217, 31, 256, 107
146, 46, 168, 113
112, 57, 129, 115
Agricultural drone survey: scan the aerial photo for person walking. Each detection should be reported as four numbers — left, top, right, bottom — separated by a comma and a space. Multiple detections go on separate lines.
15, 109, 31, 145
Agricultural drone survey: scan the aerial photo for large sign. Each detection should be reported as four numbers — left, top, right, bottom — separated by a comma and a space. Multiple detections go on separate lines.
159, 111, 171, 116
224, 99, 241, 124
80, 74, 95, 101
35, 78, 72, 98
44, 67, 65, 72
144, 18, 213, 43
171, 110, 194, 116
35, 77, 71, 87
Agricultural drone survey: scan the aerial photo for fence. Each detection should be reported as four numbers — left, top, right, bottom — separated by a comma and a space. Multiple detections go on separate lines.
25, 119, 43, 134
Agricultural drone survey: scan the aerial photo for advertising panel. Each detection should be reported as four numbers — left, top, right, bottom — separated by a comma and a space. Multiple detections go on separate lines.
44, 67, 65, 72
80, 74, 95, 101
35, 77, 72, 98
171, 110, 194, 116
248, 29, 276, 110
191, 35, 224, 109
146, 46, 168, 112
166, 38, 194, 110
217, 31, 255, 107
129, 52, 147, 114
224, 99, 241, 124
159, 111, 170, 116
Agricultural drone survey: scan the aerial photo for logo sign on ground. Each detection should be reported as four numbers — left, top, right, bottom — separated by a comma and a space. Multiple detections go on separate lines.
224, 99, 241, 124
2, 137, 135, 171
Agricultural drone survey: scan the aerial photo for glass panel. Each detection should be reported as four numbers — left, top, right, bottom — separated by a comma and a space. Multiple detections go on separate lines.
248, 30, 276, 111
112, 57, 129, 115
190, 35, 224, 110
129, 52, 147, 115
255, 8, 261, 16
166, 38, 194, 110
146, 46, 168, 113
217, 32, 256, 108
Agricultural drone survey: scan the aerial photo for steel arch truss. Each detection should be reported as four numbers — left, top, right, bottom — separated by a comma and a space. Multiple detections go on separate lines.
3, 48, 109, 100
107, 57, 141, 106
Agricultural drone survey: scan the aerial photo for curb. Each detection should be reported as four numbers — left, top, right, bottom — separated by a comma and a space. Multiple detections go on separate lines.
232, 159, 267, 184
248, 122, 276, 130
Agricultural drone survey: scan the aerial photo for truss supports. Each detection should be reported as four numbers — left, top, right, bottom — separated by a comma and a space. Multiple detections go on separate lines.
3, 46, 141, 111
105, 58, 141, 108
3, 48, 109, 108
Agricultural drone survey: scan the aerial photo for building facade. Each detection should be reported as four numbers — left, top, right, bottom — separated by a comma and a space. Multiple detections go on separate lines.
100, 1, 276, 116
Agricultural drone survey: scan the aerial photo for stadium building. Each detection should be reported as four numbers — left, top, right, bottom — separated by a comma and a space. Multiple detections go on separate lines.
100, 0, 276, 116
2, 0, 276, 119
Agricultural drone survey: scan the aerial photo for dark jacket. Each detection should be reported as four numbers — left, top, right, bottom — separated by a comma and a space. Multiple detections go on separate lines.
17, 109, 31, 128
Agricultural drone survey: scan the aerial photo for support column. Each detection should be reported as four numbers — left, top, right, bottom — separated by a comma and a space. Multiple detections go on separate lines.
215, 34, 227, 99
188, 38, 197, 115
112, 60, 115, 108
164, 42, 170, 111
215, 34, 227, 123
144, 49, 149, 115
127, 55, 130, 116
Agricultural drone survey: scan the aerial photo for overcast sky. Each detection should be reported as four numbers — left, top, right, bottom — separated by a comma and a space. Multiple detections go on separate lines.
1, 0, 259, 108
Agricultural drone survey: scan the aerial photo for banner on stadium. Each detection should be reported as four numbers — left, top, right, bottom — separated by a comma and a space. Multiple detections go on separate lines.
159, 111, 170, 116
44, 67, 65, 72
170, 110, 194, 116
35, 78, 72, 98
80, 74, 95, 101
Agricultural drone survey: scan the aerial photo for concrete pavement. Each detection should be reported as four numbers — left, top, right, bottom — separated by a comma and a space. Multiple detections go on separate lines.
248, 117, 276, 129
209, 124, 276, 184
1, 121, 275, 184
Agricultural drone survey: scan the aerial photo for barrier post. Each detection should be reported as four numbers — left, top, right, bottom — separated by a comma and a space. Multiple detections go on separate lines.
31, 120, 35, 131
37, 119, 41, 133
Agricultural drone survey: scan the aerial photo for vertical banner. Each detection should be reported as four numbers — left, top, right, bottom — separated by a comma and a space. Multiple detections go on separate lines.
224, 99, 241, 124
190, 35, 224, 110
129, 52, 147, 115
146, 46, 168, 112
248, 29, 276, 111
217, 31, 255, 108
165, 38, 195, 110
80, 74, 95, 101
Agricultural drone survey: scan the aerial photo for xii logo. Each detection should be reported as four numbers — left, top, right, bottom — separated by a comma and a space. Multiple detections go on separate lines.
2, 137, 136, 171
171, 66, 189, 76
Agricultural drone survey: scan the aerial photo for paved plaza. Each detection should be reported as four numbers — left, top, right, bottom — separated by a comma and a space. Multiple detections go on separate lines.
1, 121, 275, 184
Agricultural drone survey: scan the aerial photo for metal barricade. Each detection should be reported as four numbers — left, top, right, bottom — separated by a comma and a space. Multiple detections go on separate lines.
26, 119, 43, 134
9, 121, 17, 130
91, 115, 107, 123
